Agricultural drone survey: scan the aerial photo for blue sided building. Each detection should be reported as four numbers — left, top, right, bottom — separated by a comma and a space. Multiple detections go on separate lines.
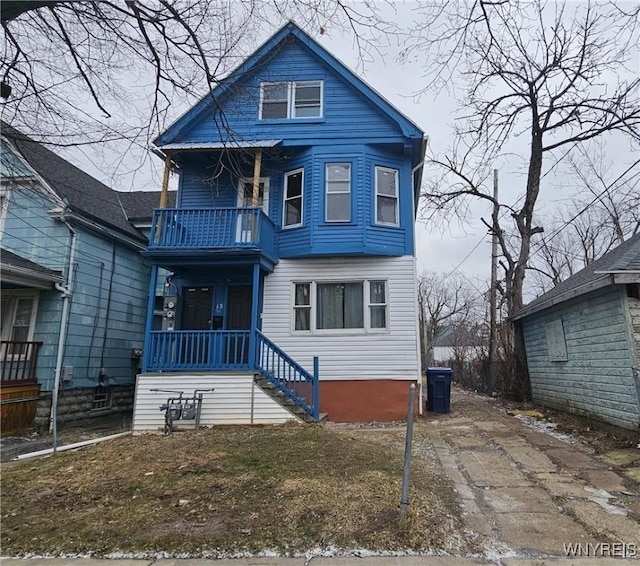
134, 22, 427, 427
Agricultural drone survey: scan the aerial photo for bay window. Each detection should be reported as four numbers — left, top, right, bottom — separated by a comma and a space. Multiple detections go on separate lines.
375, 166, 399, 226
283, 169, 304, 228
325, 163, 351, 222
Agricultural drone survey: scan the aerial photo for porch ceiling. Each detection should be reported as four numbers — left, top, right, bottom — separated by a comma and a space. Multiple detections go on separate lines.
143, 248, 278, 273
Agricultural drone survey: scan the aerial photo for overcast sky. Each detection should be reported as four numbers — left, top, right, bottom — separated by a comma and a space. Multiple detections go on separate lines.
55, 2, 637, 294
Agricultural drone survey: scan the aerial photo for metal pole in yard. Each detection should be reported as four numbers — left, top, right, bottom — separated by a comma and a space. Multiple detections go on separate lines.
400, 383, 416, 520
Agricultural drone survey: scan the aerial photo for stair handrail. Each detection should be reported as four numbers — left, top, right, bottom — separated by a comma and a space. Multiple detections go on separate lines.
255, 330, 319, 421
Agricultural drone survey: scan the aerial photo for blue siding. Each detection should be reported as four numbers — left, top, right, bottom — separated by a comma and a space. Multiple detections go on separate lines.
2, 187, 150, 392
1, 190, 69, 269
176, 41, 404, 145
522, 286, 640, 430
172, 144, 413, 259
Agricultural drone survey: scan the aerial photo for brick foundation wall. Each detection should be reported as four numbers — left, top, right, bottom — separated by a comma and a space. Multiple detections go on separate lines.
320, 379, 419, 422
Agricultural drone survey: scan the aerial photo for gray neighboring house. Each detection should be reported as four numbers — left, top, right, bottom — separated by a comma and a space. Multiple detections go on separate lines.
513, 233, 640, 430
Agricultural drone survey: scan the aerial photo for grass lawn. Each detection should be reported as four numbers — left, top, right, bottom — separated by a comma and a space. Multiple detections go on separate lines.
1, 423, 466, 557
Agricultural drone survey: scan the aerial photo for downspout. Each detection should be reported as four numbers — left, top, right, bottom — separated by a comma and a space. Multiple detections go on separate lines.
48, 208, 77, 453
411, 156, 425, 416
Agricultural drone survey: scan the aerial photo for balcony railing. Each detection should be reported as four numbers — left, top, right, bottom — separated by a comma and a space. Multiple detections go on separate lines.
149, 207, 276, 257
1, 340, 42, 385
144, 330, 251, 372
142, 329, 320, 421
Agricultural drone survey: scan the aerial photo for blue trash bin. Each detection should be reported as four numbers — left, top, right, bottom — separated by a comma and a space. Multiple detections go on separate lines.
426, 367, 453, 413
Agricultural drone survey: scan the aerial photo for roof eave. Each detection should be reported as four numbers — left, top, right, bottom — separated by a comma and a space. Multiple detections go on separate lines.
511, 274, 614, 321
0, 264, 63, 289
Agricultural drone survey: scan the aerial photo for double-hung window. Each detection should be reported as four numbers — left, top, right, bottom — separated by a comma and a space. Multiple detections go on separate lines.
283, 169, 304, 228
375, 166, 399, 226
325, 163, 351, 222
260, 81, 322, 119
369, 281, 387, 329
1, 293, 38, 356
293, 283, 311, 331
292, 280, 388, 333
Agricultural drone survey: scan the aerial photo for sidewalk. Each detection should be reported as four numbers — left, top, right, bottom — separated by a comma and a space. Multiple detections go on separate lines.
2, 556, 640, 564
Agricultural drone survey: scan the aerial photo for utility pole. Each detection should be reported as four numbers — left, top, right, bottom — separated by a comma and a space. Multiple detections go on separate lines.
488, 169, 499, 393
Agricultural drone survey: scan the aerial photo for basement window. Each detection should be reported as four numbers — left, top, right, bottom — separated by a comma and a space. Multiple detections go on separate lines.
92, 385, 112, 410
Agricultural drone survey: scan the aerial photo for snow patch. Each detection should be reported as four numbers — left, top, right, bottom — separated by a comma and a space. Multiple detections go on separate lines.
514, 414, 577, 444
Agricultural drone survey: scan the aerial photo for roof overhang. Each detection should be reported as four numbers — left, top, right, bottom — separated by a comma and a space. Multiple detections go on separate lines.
0, 262, 62, 290
512, 274, 615, 321
155, 140, 282, 152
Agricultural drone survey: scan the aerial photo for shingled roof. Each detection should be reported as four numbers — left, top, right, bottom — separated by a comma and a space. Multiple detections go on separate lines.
118, 190, 177, 222
1, 122, 144, 241
513, 232, 640, 320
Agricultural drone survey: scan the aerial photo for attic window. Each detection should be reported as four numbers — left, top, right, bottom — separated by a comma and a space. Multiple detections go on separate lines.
260, 81, 322, 119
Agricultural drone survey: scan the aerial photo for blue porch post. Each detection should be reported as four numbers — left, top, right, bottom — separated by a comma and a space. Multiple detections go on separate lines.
249, 262, 261, 370
142, 265, 159, 372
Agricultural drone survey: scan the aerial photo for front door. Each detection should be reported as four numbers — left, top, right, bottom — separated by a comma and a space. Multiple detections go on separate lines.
226, 285, 252, 365
236, 178, 270, 243
182, 287, 213, 330
227, 285, 252, 330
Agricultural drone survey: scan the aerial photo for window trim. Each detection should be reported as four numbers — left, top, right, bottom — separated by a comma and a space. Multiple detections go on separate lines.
374, 166, 399, 227
293, 283, 312, 332
290, 279, 389, 335
259, 81, 323, 120
1, 292, 39, 359
283, 168, 304, 229
368, 280, 388, 332
325, 163, 352, 223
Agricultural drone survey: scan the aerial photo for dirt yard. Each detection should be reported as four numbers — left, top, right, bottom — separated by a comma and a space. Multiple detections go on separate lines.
1, 423, 469, 557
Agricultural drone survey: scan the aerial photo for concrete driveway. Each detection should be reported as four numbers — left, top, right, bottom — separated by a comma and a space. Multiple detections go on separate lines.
420, 386, 640, 559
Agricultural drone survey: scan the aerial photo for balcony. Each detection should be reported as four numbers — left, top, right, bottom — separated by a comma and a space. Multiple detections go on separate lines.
147, 208, 277, 267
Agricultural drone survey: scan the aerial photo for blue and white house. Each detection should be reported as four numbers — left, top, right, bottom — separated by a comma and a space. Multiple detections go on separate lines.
0, 124, 150, 431
134, 22, 426, 428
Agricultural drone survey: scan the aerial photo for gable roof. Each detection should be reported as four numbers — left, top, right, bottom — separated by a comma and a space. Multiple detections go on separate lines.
513, 232, 640, 320
118, 191, 177, 222
1, 122, 144, 241
154, 21, 424, 155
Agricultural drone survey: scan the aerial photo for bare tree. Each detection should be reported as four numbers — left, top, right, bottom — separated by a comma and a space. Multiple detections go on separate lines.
407, 0, 640, 397
416, 270, 482, 368
528, 142, 640, 293
1, 1, 396, 187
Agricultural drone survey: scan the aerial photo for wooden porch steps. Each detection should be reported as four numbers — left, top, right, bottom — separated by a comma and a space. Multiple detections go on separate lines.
254, 375, 327, 423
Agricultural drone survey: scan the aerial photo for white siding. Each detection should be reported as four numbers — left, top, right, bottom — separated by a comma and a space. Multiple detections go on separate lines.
133, 373, 299, 432
262, 256, 421, 382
